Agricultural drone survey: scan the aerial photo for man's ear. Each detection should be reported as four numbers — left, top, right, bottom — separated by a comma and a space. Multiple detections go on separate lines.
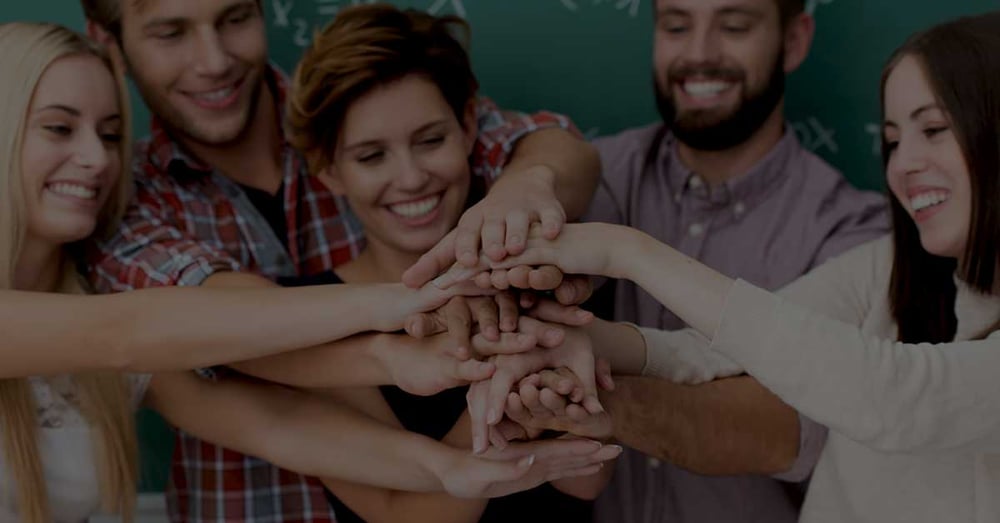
462, 98, 479, 156
87, 20, 126, 73
315, 165, 347, 195
782, 12, 816, 74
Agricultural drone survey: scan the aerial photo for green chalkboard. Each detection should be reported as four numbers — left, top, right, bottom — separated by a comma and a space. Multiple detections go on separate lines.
2, 0, 998, 493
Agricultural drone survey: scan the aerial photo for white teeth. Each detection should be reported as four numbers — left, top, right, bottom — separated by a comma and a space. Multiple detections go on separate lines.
390, 195, 441, 218
683, 81, 732, 98
195, 87, 234, 102
48, 183, 97, 200
911, 191, 949, 212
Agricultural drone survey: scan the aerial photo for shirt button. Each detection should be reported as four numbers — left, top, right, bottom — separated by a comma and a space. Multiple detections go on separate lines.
648, 457, 662, 469
688, 223, 705, 237
688, 175, 703, 189
733, 202, 746, 216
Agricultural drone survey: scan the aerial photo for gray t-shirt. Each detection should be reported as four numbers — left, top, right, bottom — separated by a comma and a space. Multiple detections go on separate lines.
587, 123, 890, 523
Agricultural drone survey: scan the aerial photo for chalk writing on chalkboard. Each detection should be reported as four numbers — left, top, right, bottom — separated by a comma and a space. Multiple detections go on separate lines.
270, 0, 473, 47
806, 0, 835, 15
428, 0, 467, 17
792, 117, 838, 154
560, 0, 642, 18
864, 123, 882, 155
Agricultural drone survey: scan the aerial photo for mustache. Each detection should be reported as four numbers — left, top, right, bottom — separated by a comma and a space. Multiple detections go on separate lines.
667, 64, 745, 83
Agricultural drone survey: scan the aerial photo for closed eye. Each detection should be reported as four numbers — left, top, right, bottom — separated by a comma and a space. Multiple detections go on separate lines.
357, 151, 384, 164
44, 124, 72, 137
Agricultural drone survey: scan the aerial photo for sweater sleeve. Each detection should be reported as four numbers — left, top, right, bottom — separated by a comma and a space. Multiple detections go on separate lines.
711, 275, 1000, 455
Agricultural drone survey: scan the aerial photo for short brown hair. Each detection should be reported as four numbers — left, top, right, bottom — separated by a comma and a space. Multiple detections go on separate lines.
80, 0, 123, 38
286, 3, 479, 175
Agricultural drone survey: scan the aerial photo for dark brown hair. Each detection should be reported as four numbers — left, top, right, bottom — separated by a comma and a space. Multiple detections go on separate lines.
286, 3, 479, 175
882, 12, 1000, 343
777, 0, 806, 26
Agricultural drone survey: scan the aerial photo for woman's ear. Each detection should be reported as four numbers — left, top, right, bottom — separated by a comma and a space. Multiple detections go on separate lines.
315, 165, 347, 195
462, 98, 479, 155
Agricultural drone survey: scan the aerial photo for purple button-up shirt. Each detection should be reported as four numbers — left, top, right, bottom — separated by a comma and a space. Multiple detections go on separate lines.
588, 123, 890, 523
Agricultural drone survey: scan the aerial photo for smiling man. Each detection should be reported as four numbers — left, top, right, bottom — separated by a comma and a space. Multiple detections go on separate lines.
79, 0, 599, 521
586, 1, 890, 522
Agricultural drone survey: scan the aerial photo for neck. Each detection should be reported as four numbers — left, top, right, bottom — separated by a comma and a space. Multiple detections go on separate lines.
676, 102, 786, 187
14, 239, 63, 292
340, 240, 422, 284
181, 82, 284, 194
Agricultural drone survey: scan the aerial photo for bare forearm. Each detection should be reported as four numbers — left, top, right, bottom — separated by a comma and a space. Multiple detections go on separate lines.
147, 372, 452, 492
229, 332, 392, 388
0, 278, 402, 377
602, 375, 799, 475
500, 128, 600, 220
322, 403, 488, 523
612, 230, 733, 338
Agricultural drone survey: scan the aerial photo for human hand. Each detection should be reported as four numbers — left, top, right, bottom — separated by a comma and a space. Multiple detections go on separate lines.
401, 165, 565, 288
405, 293, 522, 342
505, 367, 615, 441
466, 320, 602, 453
435, 437, 622, 499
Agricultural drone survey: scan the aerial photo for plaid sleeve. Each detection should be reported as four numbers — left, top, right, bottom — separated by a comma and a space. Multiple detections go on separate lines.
470, 96, 582, 184
88, 178, 242, 293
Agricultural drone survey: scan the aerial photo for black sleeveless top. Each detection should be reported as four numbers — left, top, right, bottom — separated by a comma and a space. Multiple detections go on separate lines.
277, 271, 592, 522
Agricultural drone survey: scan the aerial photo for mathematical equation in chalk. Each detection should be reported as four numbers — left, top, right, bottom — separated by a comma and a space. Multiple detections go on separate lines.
269, 0, 467, 47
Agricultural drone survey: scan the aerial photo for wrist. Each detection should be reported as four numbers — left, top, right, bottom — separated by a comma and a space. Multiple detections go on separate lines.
370, 333, 402, 385
494, 163, 557, 196
421, 440, 463, 491
607, 226, 654, 280
369, 283, 413, 332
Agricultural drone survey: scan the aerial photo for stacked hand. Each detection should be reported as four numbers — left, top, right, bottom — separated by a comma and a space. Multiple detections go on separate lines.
397, 178, 621, 487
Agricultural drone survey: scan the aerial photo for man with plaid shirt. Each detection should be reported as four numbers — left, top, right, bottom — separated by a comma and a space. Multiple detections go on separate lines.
83, 0, 601, 520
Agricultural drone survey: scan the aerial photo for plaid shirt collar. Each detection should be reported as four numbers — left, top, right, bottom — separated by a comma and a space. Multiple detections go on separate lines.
145, 63, 290, 178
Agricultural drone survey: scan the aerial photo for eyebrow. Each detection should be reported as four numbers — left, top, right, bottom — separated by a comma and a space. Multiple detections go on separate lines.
342, 119, 449, 151
141, 0, 255, 31
35, 104, 80, 116
883, 103, 941, 128
34, 105, 122, 123
717, 7, 764, 18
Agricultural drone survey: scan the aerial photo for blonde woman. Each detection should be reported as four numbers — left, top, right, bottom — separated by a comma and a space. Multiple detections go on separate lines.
0, 22, 619, 522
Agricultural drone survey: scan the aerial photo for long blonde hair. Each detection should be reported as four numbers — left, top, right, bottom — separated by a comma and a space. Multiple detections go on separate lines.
0, 22, 136, 522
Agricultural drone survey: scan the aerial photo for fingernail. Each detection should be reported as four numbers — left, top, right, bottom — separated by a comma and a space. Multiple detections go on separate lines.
473, 435, 485, 454
608, 445, 623, 455
487, 408, 500, 424
576, 310, 593, 320
519, 454, 536, 468
509, 236, 522, 246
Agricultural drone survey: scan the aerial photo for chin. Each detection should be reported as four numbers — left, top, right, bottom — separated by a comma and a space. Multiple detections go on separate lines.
919, 236, 965, 260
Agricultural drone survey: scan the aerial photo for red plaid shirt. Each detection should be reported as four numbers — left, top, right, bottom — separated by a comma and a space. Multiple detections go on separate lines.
88, 66, 575, 522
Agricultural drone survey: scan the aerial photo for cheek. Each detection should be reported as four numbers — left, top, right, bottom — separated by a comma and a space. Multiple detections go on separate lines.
431, 149, 472, 188
228, 25, 268, 64
652, 41, 674, 76
20, 137, 62, 192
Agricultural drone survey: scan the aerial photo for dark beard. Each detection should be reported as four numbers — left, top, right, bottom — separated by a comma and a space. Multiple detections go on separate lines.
655, 54, 785, 152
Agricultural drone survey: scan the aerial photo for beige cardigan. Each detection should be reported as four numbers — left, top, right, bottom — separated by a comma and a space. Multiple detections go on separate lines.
638, 236, 1000, 523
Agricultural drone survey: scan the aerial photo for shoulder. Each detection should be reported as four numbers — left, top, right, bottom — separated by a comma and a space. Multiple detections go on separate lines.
592, 123, 664, 165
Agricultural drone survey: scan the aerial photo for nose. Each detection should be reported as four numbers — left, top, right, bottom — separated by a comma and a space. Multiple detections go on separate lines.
193, 29, 234, 78
889, 135, 929, 178
395, 153, 431, 192
73, 129, 111, 174
680, 24, 723, 65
